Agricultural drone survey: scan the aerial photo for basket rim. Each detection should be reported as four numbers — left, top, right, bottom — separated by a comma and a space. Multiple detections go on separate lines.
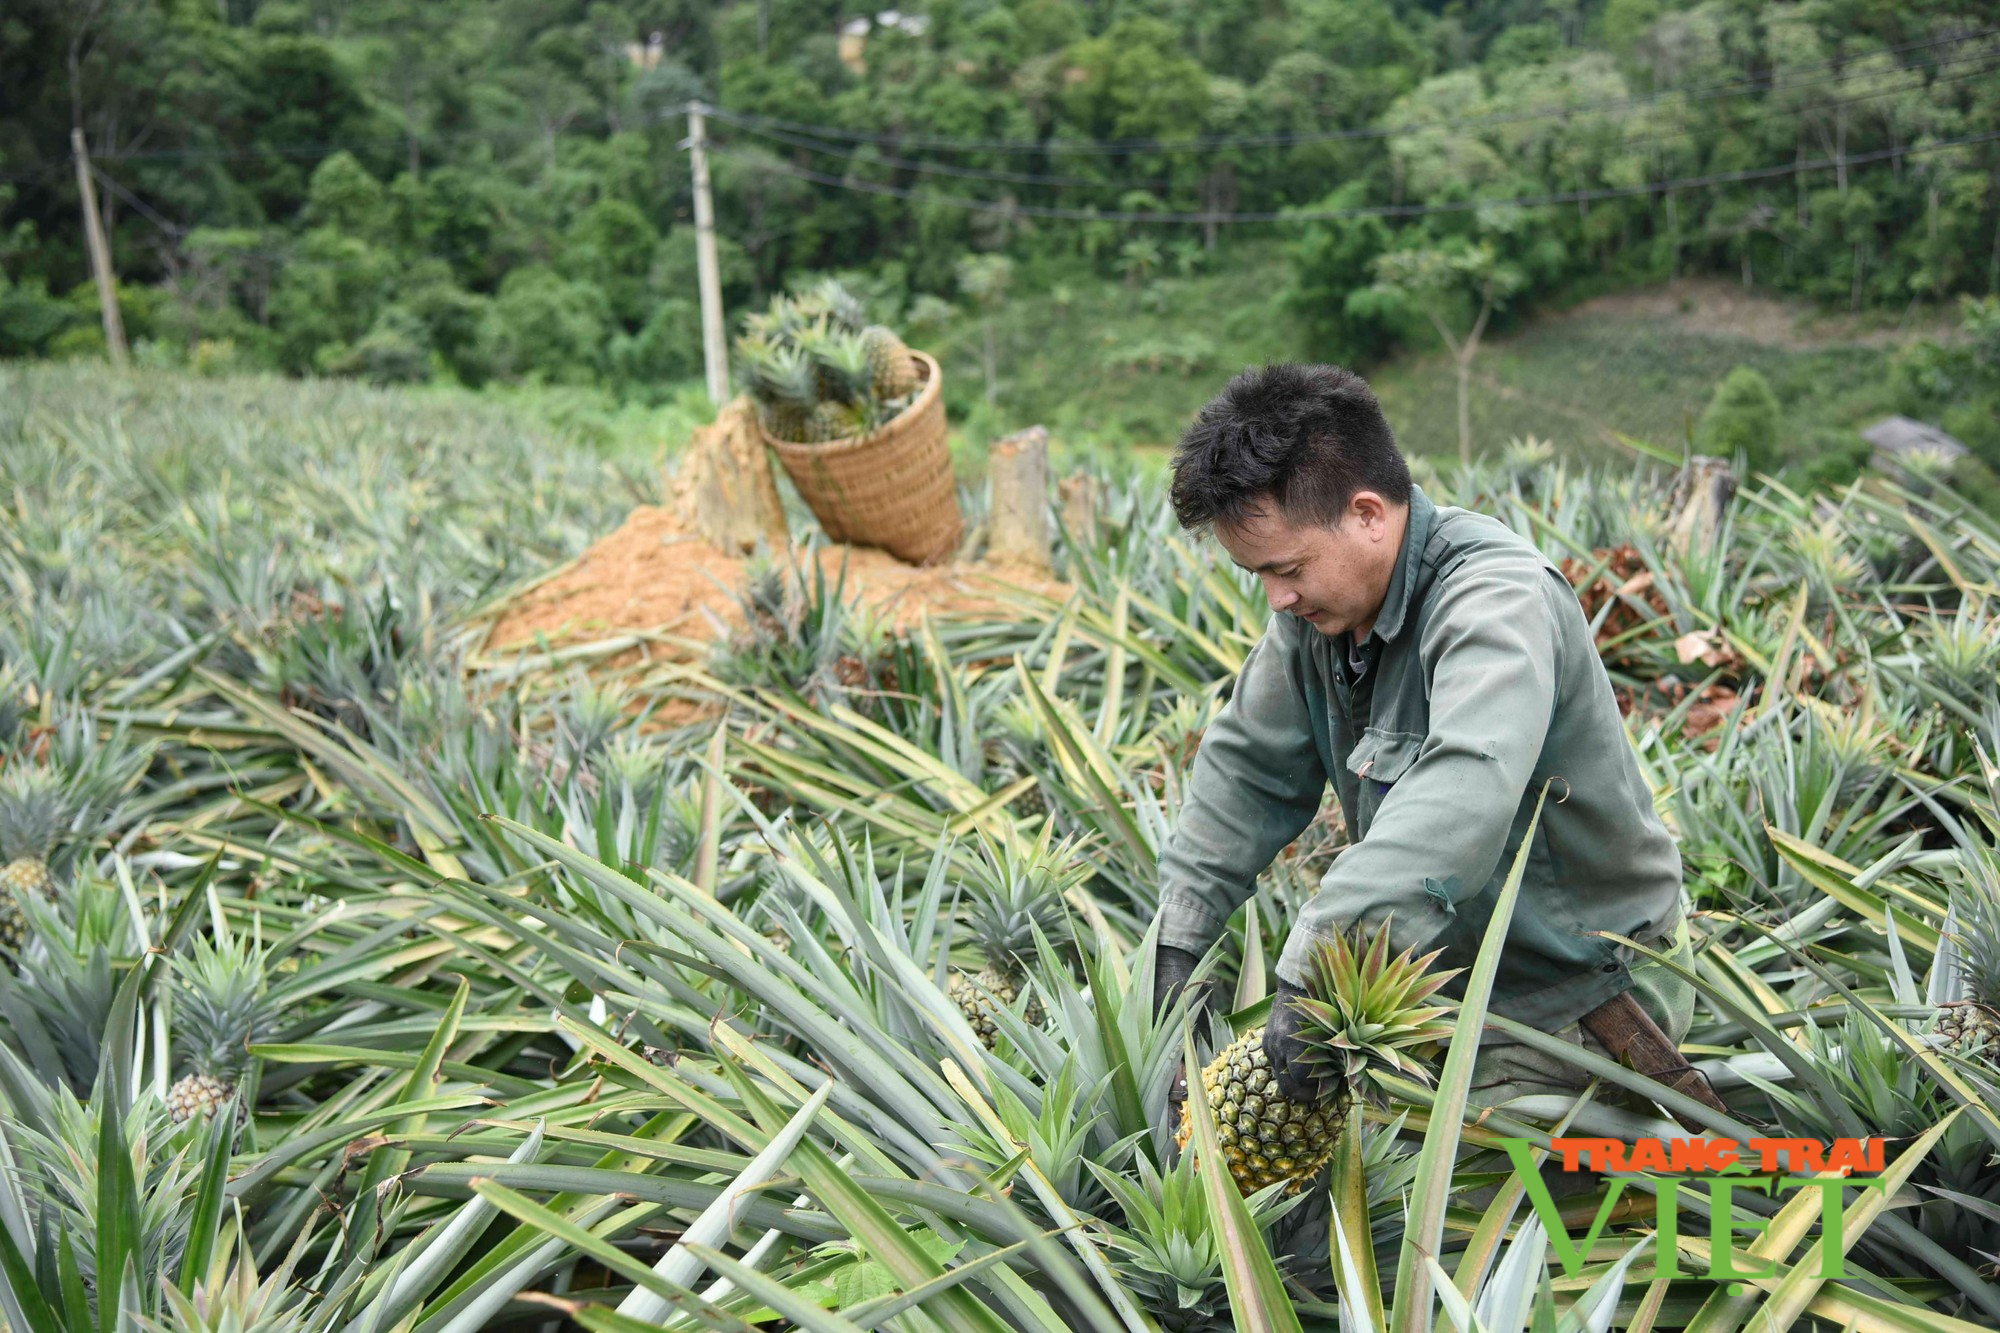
761, 350, 942, 457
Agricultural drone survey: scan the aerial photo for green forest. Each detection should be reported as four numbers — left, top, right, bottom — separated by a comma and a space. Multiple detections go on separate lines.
4, 0, 2000, 492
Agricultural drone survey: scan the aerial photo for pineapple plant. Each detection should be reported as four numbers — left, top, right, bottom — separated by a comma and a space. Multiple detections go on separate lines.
1933, 874, 2000, 1064
734, 281, 925, 445
947, 833, 1084, 1048
1176, 921, 1456, 1194
0, 765, 73, 956
168, 932, 282, 1124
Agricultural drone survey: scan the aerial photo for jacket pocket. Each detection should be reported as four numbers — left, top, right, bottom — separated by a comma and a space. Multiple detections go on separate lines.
1345, 727, 1424, 837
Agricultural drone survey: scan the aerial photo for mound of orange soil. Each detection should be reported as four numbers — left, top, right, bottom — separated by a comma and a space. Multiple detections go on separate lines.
480, 505, 1070, 659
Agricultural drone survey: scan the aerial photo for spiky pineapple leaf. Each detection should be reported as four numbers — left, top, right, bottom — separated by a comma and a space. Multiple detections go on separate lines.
1180, 1028, 1303, 1333
1388, 781, 1551, 1333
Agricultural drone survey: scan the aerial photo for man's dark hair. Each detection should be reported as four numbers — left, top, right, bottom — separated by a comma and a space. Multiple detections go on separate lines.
1170, 362, 1412, 532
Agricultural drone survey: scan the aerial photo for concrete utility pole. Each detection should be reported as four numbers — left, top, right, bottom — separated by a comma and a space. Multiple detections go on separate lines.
71, 128, 128, 367
687, 102, 728, 405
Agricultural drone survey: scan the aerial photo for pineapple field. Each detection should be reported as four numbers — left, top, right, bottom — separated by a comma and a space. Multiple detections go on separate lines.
6, 358, 2000, 1333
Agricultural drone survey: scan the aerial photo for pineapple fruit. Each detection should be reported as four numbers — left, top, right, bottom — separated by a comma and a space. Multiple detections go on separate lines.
0, 766, 72, 958
1934, 876, 2000, 1063
168, 933, 281, 1124
948, 833, 1084, 1048
1177, 922, 1456, 1194
861, 325, 920, 399
734, 280, 924, 445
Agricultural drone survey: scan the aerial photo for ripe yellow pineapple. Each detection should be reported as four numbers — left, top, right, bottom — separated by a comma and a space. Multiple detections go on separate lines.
1177, 921, 1456, 1194
169, 933, 280, 1125
949, 832, 1084, 1048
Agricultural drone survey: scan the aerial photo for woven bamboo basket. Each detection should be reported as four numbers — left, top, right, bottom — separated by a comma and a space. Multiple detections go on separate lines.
763, 350, 962, 565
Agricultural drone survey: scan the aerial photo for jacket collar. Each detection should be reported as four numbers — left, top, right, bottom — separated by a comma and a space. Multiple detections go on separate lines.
1362, 483, 1435, 647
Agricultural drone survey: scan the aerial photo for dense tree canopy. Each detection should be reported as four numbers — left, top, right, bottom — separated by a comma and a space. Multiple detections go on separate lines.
2, 0, 1997, 394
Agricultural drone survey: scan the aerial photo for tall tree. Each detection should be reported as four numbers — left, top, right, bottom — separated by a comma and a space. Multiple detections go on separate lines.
1362, 242, 1523, 466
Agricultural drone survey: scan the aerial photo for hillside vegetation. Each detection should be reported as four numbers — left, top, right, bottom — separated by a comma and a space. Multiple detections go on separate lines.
5, 3, 1997, 417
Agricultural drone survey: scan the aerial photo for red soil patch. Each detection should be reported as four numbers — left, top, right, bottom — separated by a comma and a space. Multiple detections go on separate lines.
480, 505, 1071, 659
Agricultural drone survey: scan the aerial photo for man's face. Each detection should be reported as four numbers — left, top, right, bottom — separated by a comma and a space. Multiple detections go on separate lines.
1212, 492, 1407, 639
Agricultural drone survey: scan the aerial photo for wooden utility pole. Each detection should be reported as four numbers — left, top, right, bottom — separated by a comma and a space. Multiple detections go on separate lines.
687, 102, 728, 405
71, 128, 128, 367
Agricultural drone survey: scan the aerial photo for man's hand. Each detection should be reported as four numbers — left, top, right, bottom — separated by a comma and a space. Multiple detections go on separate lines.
1154, 944, 1209, 1115
1265, 981, 1323, 1103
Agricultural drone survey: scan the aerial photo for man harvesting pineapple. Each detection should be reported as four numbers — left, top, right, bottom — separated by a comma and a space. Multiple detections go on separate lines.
1151, 363, 1717, 1183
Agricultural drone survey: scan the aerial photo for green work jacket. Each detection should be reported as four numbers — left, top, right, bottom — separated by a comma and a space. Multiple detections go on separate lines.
1155, 484, 1684, 1034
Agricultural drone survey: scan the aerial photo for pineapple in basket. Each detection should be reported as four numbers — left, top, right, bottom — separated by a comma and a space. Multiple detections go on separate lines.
168, 932, 283, 1124
860, 324, 920, 399
734, 281, 922, 445
948, 832, 1085, 1048
1177, 921, 1456, 1194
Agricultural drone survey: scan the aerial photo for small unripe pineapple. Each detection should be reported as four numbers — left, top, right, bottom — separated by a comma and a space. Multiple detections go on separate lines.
949, 830, 1082, 1049
0, 766, 70, 911
1936, 879, 2000, 1068
0, 891, 26, 962
167, 1072, 239, 1124
949, 967, 1044, 1048
171, 932, 280, 1131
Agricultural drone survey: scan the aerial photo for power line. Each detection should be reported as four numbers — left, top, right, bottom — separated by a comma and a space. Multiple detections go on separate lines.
704, 113, 1110, 187
712, 55, 2000, 192
91, 111, 665, 165
90, 165, 184, 240
706, 127, 2000, 224
713, 27, 2000, 156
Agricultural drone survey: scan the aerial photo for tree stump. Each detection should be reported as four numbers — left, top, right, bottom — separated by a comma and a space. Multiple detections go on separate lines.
1058, 474, 1097, 556
989, 425, 1051, 571
1666, 455, 1736, 556
671, 396, 788, 555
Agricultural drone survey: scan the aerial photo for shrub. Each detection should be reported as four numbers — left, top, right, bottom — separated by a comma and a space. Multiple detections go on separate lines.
610, 297, 702, 390
318, 306, 433, 385
477, 266, 610, 385
1695, 365, 1781, 473
1793, 426, 1871, 491
0, 274, 75, 356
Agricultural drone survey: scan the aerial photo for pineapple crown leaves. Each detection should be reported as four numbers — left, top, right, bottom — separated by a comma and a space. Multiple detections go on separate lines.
172, 932, 283, 1079
1284, 919, 1460, 1090
0, 706, 153, 863
818, 332, 876, 405
793, 276, 869, 332
1945, 868, 2000, 1007
1089, 1142, 1302, 1315
12, 1082, 204, 1286
956, 829, 1088, 968
0, 762, 74, 861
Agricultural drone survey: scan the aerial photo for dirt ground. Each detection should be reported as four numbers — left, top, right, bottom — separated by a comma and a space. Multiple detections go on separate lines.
1561, 277, 1949, 349
479, 504, 1071, 661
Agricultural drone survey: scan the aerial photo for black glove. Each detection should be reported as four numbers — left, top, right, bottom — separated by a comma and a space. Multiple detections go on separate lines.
1265, 981, 1323, 1103
1154, 944, 1210, 1108
1153, 944, 1205, 1017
